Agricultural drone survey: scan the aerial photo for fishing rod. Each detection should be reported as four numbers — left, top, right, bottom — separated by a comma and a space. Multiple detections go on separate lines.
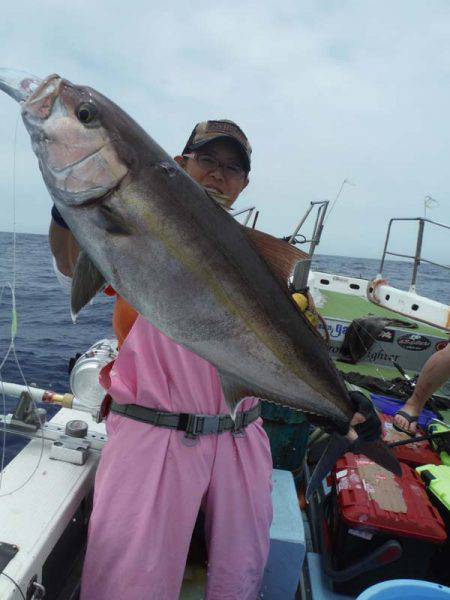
387, 429, 450, 449
1, 381, 75, 408
0, 413, 104, 452
0, 380, 108, 451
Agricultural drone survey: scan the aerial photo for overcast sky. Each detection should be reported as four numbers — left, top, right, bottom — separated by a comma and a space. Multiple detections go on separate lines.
0, 0, 449, 263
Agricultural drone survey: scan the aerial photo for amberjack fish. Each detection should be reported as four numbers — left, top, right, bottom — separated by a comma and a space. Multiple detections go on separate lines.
0, 70, 400, 497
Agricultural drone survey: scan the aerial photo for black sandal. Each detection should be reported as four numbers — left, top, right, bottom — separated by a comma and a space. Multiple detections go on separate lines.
393, 410, 419, 437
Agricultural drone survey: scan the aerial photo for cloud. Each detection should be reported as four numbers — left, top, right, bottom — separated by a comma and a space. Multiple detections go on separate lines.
0, 0, 449, 266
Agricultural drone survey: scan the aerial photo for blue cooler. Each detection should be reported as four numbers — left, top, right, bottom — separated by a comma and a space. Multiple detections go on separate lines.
260, 469, 305, 599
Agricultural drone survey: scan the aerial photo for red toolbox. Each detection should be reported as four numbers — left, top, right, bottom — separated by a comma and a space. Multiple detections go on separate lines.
380, 413, 441, 467
326, 454, 447, 596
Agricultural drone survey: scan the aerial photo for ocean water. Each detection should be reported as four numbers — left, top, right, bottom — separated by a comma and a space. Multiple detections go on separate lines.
0, 231, 448, 464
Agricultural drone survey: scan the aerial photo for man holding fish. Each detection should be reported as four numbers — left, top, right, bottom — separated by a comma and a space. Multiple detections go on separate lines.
51, 119, 275, 600
0, 70, 394, 600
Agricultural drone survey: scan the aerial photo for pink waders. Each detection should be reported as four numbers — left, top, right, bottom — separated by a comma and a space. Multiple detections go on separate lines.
80, 315, 273, 600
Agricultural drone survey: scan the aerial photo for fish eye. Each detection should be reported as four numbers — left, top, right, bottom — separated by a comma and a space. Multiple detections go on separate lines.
76, 103, 98, 124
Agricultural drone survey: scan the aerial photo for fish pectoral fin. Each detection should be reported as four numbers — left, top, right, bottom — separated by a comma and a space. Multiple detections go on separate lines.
71, 251, 106, 320
305, 435, 401, 502
242, 226, 308, 286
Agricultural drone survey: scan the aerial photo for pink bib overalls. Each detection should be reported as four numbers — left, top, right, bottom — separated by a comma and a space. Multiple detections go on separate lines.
80, 315, 273, 600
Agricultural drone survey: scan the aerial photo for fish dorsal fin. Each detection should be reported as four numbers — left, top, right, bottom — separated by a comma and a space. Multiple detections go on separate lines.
242, 226, 308, 286
71, 251, 106, 321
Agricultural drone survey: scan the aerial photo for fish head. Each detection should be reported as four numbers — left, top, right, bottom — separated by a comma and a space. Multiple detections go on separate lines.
0, 70, 132, 207
22, 73, 131, 206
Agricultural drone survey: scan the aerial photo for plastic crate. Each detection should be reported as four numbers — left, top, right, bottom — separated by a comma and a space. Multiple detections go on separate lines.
428, 421, 450, 466
416, 464, 450, 586
379, 413, 441, 468
328, 455, 446, 596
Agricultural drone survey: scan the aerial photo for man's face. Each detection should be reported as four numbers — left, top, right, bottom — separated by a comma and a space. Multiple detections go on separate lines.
175, 138, 249, 207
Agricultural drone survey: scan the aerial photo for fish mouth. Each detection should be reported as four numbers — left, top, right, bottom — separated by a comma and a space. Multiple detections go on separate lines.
0, 68, 42, 103
23, 74, 62, 119
0, 69, 63, 123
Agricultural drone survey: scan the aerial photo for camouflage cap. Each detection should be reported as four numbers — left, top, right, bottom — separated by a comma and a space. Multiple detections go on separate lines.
182, 119, 252, 172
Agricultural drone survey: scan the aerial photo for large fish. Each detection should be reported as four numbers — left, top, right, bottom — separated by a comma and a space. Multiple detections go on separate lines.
0, 70, 400, 496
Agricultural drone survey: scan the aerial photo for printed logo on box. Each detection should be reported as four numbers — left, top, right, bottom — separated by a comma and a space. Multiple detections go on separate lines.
435, 340, 448, 352
377, 328, 395, 343
318, 321, 348, 340
397, 333, 431, 351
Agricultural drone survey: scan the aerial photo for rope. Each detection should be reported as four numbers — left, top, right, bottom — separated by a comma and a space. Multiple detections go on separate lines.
0, 114, 45, 497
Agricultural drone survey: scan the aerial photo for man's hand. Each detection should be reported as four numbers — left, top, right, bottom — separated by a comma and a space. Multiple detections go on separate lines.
348, 391, 381, 442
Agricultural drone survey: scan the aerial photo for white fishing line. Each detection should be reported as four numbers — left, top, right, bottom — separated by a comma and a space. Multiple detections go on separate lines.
0, 113, 45, 497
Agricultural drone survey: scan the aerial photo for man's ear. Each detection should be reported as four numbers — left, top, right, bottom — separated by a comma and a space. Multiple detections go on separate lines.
174, 155, 185, 168
241, 176, 249, 192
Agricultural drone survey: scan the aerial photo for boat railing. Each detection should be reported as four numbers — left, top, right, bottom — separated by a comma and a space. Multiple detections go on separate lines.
232, 200, 330, 290
288, 200, 329, 253
289, 200, 330, 290
231, 205, 257, 227
378, 217, 450, 292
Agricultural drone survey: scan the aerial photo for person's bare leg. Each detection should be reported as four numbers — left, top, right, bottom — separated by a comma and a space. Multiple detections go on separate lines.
394, 344, 450, 434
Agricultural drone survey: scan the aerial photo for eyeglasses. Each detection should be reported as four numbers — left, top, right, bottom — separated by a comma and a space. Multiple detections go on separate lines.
183, 152, 247, 180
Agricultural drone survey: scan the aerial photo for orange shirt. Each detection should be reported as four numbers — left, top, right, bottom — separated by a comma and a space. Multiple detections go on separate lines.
104, 286, 138, 348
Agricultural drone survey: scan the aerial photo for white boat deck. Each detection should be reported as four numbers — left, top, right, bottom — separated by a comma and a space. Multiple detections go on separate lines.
0, 409, 104, 598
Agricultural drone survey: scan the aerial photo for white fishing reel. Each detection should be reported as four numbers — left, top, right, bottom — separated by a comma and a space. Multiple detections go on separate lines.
69, 338, 118, 419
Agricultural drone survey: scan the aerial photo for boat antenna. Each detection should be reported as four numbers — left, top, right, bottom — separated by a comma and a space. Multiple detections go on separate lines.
424, 195, 439, 218
324, 178, 355, 224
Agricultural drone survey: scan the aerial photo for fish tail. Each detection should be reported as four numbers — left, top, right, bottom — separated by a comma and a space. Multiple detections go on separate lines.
305, 434, 401, 502
352, 439, 402, 476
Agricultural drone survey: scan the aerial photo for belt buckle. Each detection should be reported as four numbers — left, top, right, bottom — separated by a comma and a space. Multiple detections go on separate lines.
232, 412, 246, 438
183, 414, 200, 446
201, 415, 220, 435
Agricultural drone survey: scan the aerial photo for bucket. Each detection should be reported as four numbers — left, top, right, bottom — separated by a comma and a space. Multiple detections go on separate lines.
357, 580, 450, 600
261, 403, 309, 471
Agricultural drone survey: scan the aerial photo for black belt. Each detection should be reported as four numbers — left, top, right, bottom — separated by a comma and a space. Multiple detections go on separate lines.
110, 401, 261, 438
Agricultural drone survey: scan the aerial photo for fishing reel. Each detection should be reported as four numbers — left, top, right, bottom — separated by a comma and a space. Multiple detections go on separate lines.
392, 361, 417, 395
69, 338, 118, 419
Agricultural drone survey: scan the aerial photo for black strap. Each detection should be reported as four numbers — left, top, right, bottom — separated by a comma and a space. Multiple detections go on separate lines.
110, 401, 261, 436
51, 204, 70, 230
0, 542, 18, 573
